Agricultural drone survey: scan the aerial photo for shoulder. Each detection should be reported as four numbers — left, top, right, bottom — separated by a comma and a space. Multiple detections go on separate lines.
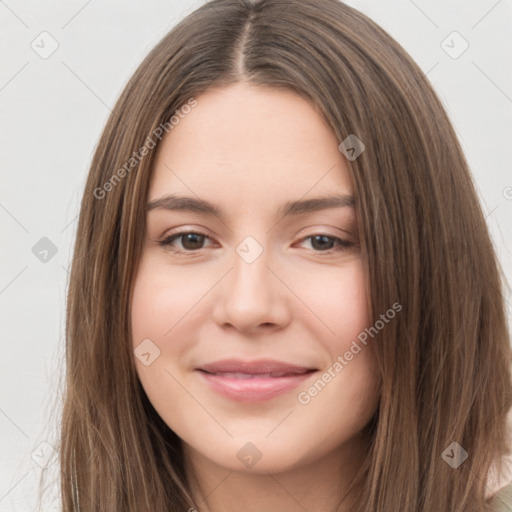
489, 482, 512, 511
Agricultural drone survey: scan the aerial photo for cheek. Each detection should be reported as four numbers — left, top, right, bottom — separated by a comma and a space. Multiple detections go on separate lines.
298, 257, 370, 348
292, 259, 378, 412
130, 257, 206, 418
130, 256, 204, 351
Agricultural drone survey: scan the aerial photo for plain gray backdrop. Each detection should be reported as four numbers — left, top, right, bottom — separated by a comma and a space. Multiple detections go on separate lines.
1, 0, 511, 510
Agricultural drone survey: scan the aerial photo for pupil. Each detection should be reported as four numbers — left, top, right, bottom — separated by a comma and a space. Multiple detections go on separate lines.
312, 235, 333, 250
183, 233, 204, 250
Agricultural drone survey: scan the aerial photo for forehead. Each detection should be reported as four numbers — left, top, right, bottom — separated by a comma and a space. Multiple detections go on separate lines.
148, 83, 354, 209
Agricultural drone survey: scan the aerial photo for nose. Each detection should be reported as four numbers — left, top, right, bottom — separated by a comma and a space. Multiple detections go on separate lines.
211, 243, 291, 334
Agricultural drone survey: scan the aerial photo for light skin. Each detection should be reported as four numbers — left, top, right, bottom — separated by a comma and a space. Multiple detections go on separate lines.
131, 82, 381, 512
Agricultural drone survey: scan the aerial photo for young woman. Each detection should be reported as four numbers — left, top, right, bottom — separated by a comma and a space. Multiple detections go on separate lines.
53, 0, 512, 510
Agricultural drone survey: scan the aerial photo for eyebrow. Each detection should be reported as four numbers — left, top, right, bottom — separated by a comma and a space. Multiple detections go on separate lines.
146, 193, 355, 220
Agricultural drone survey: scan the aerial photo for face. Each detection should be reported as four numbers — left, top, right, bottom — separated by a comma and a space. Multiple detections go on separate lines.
131, 82, 380, 475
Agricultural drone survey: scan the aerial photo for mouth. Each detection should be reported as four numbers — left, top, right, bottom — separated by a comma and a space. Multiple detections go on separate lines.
199, 370, 313, 378
195, 359, 318, 402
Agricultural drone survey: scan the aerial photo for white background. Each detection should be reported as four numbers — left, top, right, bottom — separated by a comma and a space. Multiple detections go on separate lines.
1, 0, 511, 510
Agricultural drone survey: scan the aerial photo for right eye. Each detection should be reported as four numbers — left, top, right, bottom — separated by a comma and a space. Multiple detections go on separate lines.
158, 230, 216, 253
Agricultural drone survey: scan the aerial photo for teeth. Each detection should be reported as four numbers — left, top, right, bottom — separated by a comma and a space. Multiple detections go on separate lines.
212, 372, 293, 378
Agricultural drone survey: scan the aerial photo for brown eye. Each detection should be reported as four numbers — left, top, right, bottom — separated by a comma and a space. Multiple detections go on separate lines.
158, 231, 212, 252
299, 234, 355, 253
310, 235, 336, 251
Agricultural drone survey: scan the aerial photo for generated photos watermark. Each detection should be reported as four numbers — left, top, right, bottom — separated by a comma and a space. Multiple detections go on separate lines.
297, 301, 402, 405
93, 97, 197, 200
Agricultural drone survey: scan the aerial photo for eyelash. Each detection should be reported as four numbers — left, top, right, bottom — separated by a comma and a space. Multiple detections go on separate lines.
156, 230, 356, 256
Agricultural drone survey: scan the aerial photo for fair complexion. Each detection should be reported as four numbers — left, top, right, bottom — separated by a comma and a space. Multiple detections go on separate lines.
131, 82, 381, 512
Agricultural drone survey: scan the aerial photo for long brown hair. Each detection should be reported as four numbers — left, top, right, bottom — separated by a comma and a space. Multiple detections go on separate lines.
47, 0, 512, 510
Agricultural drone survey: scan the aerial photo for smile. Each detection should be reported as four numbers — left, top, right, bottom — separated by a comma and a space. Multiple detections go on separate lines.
196, 368, 317, 402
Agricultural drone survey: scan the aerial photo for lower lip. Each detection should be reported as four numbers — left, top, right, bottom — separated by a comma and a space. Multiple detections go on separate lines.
196, 370, 317, 402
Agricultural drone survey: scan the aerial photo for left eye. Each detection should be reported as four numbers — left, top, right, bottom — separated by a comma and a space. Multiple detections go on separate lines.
300, 234, 353, 252
157, 231, 354, 254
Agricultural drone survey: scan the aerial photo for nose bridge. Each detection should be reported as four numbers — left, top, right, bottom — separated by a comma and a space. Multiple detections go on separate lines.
233, 237, 270, 293
212, 234, 289, 331
231, 235, 274, 306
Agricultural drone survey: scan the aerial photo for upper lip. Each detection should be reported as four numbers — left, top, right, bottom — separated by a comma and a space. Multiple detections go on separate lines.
197, 359, 317, 375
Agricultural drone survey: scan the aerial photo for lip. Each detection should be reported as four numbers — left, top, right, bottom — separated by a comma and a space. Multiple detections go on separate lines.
195, 359, 318, 402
